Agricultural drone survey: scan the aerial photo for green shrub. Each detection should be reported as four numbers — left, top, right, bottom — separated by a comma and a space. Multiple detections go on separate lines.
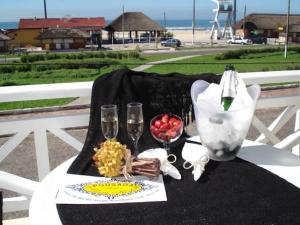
94, 52, 105, 58
2, 81, 18, 86
17, 65, 31, 72
0, 66, 16, 73
20, 55, 29, 63
36, 65, 49, 72
106, 52, 118, 59
45, 53, 60, 60
65, 54, 77, 60
128, 51, 140, 59
116, 52, 123, 59
215, 47, 284, 60
77, 54, 84, 60
65, 63, 80, 69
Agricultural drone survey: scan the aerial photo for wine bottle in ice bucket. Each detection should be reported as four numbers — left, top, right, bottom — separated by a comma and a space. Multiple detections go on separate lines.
221, 65, 238, 111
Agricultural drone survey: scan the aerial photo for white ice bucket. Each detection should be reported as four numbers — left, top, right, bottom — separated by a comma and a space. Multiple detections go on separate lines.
191, 80, 261, 161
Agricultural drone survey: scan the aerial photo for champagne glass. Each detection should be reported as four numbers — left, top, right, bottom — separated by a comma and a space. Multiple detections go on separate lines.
101, 105, 118, 140
127, 103, 144, 156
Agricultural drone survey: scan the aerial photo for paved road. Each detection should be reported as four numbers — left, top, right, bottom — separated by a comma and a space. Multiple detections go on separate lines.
141, 47, 239, 57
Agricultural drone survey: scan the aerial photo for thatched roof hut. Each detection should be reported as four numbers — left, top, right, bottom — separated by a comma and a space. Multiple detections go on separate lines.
37, 28, 90, 50
106, 12, 164, 32
234, 13, 300, 31
37, 28, 90, 40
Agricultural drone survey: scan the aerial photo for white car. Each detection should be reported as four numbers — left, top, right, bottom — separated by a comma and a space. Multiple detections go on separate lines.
227, 37, 252, 45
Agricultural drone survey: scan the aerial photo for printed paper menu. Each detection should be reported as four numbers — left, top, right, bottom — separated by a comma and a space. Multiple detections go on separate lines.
55, 174, 167, 204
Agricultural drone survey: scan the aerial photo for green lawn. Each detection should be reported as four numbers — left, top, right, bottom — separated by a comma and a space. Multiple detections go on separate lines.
145, 51, 300, 74
0, 53, 179, 86
0, 98, 76, 111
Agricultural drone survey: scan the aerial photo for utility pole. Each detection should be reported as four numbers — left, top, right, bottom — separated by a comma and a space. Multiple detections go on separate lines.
233, 0, 237, 35
284, 0, 291, 59
243, 4, 247, 38
122, 5, 125, 47
43, 0, 48, 19
163, 12, 167, 37
192, 0, 196, 45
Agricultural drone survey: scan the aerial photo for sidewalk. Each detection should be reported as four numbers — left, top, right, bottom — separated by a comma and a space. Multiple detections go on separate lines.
133, 54, 201, 72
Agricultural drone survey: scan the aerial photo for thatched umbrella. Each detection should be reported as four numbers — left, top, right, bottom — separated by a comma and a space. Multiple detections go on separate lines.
105, 12, 165, 41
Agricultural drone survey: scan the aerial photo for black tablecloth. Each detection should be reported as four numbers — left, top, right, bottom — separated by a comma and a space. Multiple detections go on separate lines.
57, 69, 300, 225
58, 141, 300, 225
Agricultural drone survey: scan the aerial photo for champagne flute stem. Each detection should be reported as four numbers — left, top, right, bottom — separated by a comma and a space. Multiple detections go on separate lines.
163, 142, 170, 152
133, 138, 139, 156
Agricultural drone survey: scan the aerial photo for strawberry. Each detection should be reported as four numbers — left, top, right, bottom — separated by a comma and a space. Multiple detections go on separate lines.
154, 120, 163, 129
166, 130, 177, 140
161, 114, 169, 123
159, 123, 170, 132
150, 126, 160, 137
173, 120, 182, 127
168, 118, 177, 127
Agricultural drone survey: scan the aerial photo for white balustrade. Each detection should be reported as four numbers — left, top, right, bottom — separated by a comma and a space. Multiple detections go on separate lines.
0, 70, 299, 213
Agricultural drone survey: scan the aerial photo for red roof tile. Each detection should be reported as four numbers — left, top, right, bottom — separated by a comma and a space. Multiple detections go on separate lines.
19, 17, 106, 29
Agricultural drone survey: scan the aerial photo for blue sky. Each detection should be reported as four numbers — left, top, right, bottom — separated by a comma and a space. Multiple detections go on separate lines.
0, 0, 299, 22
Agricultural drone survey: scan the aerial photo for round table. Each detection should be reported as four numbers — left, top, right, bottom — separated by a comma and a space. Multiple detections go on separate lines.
29, 139, 300, 225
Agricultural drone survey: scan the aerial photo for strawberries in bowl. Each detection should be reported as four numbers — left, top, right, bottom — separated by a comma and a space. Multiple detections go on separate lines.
150, 114, 183, 143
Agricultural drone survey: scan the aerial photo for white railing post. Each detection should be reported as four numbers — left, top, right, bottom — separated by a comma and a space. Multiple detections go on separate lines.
293, 109, 300, 155
33, 128, 50, 180
256, 106, 299, 143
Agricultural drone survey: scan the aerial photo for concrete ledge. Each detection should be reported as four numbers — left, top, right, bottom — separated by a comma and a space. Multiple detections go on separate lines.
3, 217, 30, 225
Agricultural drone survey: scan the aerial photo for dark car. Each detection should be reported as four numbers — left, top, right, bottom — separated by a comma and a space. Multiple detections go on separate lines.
161, 38, 181, 47
249, 36, 267, 44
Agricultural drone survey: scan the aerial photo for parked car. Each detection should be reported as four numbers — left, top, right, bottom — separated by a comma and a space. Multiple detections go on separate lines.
161, 39, 181, 47
227, 37, 252, 45
249, 36, 267, 44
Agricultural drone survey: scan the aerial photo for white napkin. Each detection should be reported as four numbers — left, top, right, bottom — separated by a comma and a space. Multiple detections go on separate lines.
138, 148, 181, 180
182, 138, 210, 181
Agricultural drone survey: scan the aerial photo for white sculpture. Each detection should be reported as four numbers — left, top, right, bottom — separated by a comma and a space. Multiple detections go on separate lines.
210, 0, 234, 40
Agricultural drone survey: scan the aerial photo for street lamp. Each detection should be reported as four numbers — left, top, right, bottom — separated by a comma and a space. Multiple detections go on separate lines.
284, 0, 291, 58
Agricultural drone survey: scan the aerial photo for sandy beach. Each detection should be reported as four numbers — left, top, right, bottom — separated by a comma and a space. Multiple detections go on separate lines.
103, 29, 213, 44
170, 29, 212, 43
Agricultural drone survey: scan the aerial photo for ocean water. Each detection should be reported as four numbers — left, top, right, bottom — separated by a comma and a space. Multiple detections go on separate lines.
156, 19, 215, 30
0, 21, 18, 29
0, 20, 219, 30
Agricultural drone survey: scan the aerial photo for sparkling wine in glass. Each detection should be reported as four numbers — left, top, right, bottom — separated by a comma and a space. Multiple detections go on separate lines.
127, 103, 144, 155
101, 105, 118, 140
